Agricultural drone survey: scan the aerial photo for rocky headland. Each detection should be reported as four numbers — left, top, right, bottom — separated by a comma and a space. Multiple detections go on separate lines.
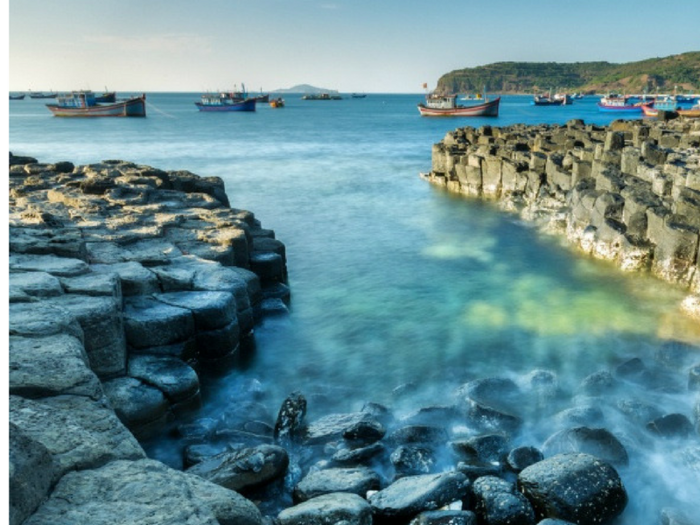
8, 153, 700, 525
423, 117, 700, 325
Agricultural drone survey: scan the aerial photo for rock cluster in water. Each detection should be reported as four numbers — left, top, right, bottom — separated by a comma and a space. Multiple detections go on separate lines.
8, 153, 700, 525
422, 117, 700, 321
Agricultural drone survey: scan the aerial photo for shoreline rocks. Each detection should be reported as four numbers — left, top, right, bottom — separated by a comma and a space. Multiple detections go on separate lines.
421, 118, 700, 323
9, 153, 700, 525
9, 154, 287, 524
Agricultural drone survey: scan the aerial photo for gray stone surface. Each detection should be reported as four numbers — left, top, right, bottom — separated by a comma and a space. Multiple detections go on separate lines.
278, 492, 372, 525
369, 471, 470, 519
9, 423, 56, 525
123, 296, 195, 348
187, 444, 289, 492
9, 334, 103, 399
9, 301, 84, 342
128, 354, 200, 403
23, 459, 263, 525
9, 395, 145, 477
155, 290, 237, 330
294, 467, 381, 502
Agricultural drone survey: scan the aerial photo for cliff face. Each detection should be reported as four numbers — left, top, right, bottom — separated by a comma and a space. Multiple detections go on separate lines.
422, 117, 700, 322
436, 52, 700, 94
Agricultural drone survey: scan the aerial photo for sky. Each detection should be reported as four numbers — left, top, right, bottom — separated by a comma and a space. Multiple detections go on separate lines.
6, 0, 700, 93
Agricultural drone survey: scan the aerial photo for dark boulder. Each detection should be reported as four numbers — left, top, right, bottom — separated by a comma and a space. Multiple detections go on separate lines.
274, 391, 307, 445
391, 445, 436, 476
186, 444, 289, 492
388, 425, 448, 445
518, 453, 627, 525
472, 476, 536, 525
332, 442, 386, 466
450, 434, 510, 464
646, 413, 694, 438
343, 417, 386, 446
506, 446, 544, 473
542, 427, 629, 467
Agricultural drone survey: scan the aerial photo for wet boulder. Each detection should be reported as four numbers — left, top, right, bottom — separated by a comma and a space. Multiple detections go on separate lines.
472, 476, 536, 525
274, 391, 307, 445
646, 413, 694, 438
457, 377, 521, 414
390, 445, 436, 476
506, 446, 544, 473
518, 453, 627, 525
278, 492, 372, 525
332, 442, 385, 466
186, 444, 289, 492
542, 427, 629, 467
343, 417, 386, 445
388, 425, 448, 445
369, 471, 469, 520
450, 434, 509, 464
293, 467, 380, 502
303, 412, 370, 445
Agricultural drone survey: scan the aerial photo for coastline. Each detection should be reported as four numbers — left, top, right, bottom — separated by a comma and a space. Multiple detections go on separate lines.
9, 151, 700, 524
422, 117, 700, 328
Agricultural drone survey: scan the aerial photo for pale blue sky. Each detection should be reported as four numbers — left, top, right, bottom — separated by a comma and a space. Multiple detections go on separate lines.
8, 0, 700, 93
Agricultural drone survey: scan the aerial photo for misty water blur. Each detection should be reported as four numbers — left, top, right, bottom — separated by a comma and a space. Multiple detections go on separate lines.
10, 93, 700, 521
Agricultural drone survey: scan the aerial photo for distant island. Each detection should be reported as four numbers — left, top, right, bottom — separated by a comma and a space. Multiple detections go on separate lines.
437, 51, 700, 94
271, 84, 340, 95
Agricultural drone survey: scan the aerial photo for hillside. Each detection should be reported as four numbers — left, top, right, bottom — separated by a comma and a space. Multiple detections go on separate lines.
272, 84, 340, 94
436, 52, 700, 94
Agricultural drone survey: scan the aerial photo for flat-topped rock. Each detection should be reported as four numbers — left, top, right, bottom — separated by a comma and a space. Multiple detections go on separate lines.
9, 334, 103, 400
23, 459, 263, 525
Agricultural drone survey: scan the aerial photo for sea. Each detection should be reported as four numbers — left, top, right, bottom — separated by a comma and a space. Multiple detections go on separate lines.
9, 93, 700, 521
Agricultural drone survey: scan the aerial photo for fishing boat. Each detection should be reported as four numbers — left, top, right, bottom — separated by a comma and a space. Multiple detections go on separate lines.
532, 94, 564, 106
597, 94, 643, 112
302, 93, 343, 100
641, 96, 678, 117
195, 92, 256, 112
95, 90, 116, 103
29, 91, 58, 99
678, 103, 700, 118
351, 93, 367, 98
46, 91, 146, 117
417, 93, 500, 117
10, 93, 25, 100
269, 97, 285, 108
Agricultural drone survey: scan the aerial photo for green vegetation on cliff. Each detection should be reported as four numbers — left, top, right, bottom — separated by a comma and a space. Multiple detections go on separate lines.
437, 52, 700, 94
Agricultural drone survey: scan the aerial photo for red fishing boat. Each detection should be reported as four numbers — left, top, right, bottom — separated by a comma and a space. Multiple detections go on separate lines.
417, 93, 500, 117
597, 94, 643, 113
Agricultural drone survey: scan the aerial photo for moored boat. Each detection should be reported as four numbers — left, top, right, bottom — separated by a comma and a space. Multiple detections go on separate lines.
532, 94, 564, 106
10, 93, 25, 100
95, 91, 116, 103
678, 103, 700, 118
46, 91, 146, 117
417, 93, 500, 117
269, 97, 285, 108
194, 92, 256, 112
29, 91, 58, 99
302, 93, 343, 100
597, 94, 643, 112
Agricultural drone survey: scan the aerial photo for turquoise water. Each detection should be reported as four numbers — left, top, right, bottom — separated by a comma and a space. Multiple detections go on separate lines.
9, 94, 700, 520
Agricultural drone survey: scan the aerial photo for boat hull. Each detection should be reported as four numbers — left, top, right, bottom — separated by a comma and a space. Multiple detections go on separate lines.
46, 95, 147, 117
417, 97, 500, 117
678, 108, 700, 118
597, 103, 642, 112
195, 99, 257, 112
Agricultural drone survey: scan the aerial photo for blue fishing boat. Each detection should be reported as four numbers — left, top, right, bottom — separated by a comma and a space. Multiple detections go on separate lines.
195, 92, 257, 112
